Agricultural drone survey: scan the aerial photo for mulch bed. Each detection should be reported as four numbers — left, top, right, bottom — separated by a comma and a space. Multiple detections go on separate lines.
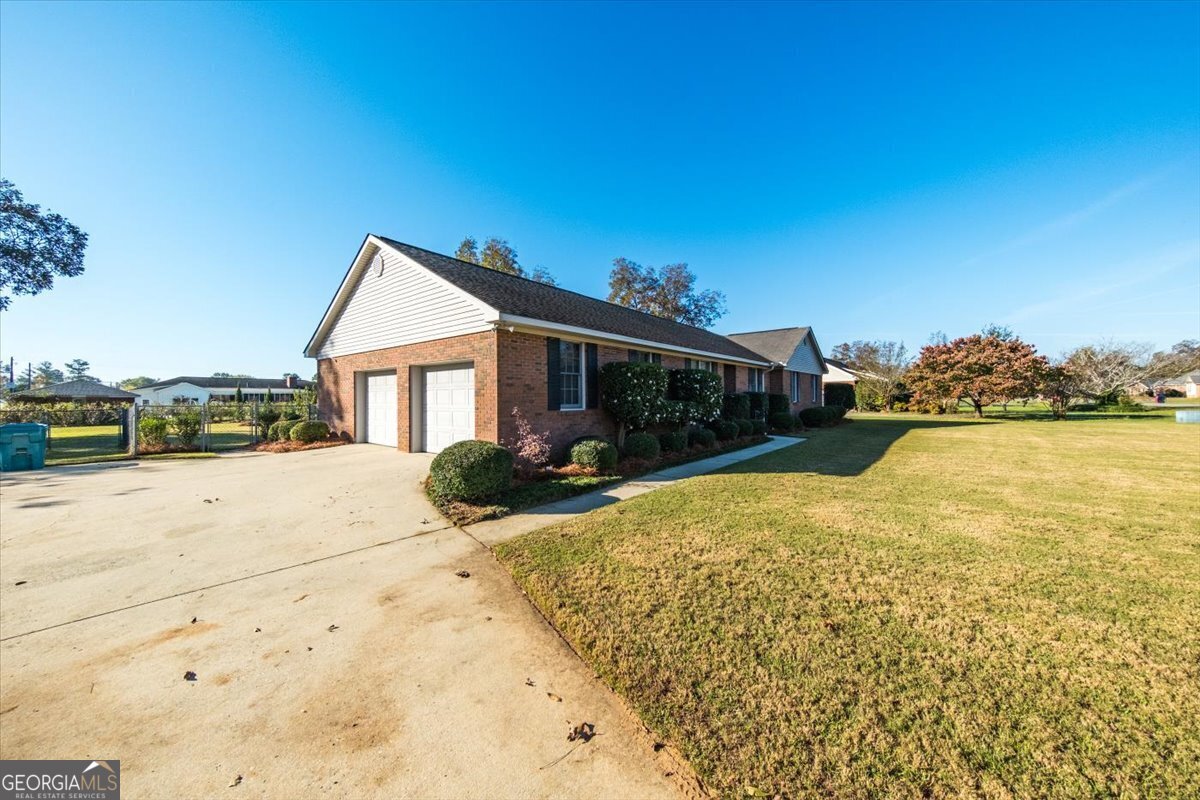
250, 439, 349, 453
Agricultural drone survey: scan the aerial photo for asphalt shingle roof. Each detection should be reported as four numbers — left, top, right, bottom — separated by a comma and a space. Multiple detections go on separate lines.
725, 327, 813, 364
14, 379, 138, 401
378, 237, 769, 363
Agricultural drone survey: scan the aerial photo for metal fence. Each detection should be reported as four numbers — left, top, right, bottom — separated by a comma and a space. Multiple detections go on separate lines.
0, 401, 317, 462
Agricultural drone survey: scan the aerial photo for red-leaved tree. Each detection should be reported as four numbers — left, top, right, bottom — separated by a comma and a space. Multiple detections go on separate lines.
906, 333, 1049, 417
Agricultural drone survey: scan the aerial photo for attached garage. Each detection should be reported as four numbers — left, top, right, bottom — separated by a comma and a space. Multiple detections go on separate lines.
421, 363, 475, 454
364, 372, 398, 447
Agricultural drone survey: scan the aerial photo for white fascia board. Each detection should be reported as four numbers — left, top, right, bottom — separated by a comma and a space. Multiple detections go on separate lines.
498, 314, 772, 367
303, 234, 500, 358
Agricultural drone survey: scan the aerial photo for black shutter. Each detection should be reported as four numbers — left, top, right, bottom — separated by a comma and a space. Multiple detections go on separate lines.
546, 337, 561, 410
586, 343, 600, 409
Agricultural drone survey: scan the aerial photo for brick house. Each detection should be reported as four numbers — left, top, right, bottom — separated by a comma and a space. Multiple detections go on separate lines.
725, 327, 829, 414
305, 235, 826, 455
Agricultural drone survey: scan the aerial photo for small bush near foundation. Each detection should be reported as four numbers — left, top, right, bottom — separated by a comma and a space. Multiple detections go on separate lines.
722, 393, 751, 420
768, 411, 795, 432
735, 418, 753, 437
751, 420, 768, 436
570, 439, 618, 473
689, 427, 717, 448
710, 420, 739, 441
290, 420, 331, 443
269, 419, 302, 441
659, 430, 688, 453
799, 406, 846, 428
430, 440, 514, 501
623, 432, 660, 461
768, 393, 791, 414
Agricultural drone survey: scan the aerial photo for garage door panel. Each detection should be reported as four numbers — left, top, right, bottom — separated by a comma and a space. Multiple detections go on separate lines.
423, 364, 474, 454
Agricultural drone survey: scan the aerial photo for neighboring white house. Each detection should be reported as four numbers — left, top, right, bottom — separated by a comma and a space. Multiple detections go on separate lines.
823, 358, 859, 385
132, 376, 314, 405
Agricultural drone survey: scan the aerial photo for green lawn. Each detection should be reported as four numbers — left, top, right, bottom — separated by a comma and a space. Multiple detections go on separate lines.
496, 413, 1200, 797
37, 420, 258, 464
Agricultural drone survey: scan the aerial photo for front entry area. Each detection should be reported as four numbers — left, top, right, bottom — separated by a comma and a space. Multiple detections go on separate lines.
422, 363, 474, 454
365, 372, 398, 447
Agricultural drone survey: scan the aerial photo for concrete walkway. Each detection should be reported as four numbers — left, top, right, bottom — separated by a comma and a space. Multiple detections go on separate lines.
466, 435, 805, 546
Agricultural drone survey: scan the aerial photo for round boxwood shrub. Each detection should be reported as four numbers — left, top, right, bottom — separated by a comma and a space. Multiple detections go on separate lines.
768, 411, 795, 432
268, 418, 301, 441
623, 432, 660, 461
658, 430, 687, 453
711, 420, 738, 441
768, 393, 791, 414
570, 439, 618, 473
750, 419, 768, 436
429, 440, 513, 500
722, 393, 751, 420
290, 420, 330, 443
689, 427, 716, 448
799, 406, 846, 428
734, 418, 753, 437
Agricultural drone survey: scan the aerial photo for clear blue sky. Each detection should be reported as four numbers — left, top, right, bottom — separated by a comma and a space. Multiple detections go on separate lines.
2, 1, 1197, 383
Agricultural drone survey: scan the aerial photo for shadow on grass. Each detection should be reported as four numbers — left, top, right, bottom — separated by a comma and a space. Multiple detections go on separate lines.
722, 416, 988, 477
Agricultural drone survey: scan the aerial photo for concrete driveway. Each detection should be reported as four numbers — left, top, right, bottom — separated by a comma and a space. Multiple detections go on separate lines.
0, 446, 686, 799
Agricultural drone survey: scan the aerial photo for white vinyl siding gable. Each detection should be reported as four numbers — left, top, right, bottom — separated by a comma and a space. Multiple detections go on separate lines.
786, 334, 824, 375
316, 247, 493, 359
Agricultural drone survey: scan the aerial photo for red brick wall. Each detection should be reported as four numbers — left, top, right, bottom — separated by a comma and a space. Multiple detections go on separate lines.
316, 331, 499, 451
496, 332, 623, 459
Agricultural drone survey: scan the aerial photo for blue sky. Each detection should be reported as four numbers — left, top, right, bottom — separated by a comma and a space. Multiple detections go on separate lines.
1, 1, 1197, 382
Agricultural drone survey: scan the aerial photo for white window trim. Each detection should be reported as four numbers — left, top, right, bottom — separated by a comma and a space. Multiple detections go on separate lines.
812, 374, 820, 404
790, 372, 801, 403
560, 339, 585, 412
749, 368, 765, 393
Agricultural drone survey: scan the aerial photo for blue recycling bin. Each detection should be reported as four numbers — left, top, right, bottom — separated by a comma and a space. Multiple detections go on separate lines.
0, 422, 49, 471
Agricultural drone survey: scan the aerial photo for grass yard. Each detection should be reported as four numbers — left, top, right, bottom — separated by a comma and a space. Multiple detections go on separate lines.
496, 413, 1200, 797
45, 424, 125, 464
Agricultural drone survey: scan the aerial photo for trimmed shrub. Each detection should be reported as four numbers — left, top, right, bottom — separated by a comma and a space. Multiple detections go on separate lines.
722, 393, 751, 420
570, 439, 618, 473
669, 369, 724, 425
429, 440, 513, 501
710, 419, 738, 441
282, 410, 304, 422
735, 418, 753, 437
751, 419, 768, 436
290, 420, 331, 443
768, 411, 794, 432
658, 430, 688, 453
689, 427, 716, 448
138, 416, 169, 446
599, 362, 670, 446
824, 382, 856, 409
624, 432, 661, 461
768, 393, 791, 414
799, 406, 846, 428
171, 411, 202, 447
269, 418, 302, 441
745, 391, 767, 420
257, 405, 281, 436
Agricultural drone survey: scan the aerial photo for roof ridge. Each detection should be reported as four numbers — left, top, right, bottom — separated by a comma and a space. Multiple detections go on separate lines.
727, 326, 807, 335
376, 235, 730, 337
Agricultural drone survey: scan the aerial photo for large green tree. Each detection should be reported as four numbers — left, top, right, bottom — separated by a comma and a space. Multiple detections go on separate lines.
607, 258, 726, 329
0, 179, 88, 310
32, 361, 63, 388
906, 332, 1049, 417
64, 358, 94, 381
120, 376, 158, 390
829, 340, 911, 411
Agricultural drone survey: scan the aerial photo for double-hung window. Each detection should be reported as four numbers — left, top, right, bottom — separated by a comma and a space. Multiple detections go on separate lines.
629, 350, 662, 364
685, 358, 718, 372
560, 340, 584, 410
749, 368, 765, 392
811, 374, 821, 404
790, 372, 801, 403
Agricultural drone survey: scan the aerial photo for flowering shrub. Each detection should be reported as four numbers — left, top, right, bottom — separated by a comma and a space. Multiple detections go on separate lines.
507, 407, 551, 476
668, 369, 723, 426
599, 362, 670, 447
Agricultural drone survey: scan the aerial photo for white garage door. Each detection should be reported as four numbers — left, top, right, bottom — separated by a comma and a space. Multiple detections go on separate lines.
423, 364, 474, 453
365, 372, 398, 447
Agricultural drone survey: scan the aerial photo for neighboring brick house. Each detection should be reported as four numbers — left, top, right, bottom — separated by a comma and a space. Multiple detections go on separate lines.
304, 234, 818, 455
725, 327, 828, 414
